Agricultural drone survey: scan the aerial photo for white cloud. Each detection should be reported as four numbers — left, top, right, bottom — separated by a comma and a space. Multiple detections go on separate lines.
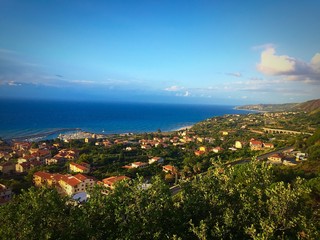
226, 72, 242, 77
7, 81, 21, 86
164, 85, 184, 91
257, 47, 320, 83
257, 47, 296, 75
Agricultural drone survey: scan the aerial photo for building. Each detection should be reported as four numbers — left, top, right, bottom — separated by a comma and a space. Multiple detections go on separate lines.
13, 142, 32, 151
16, 161, 42, 173
69, 162, 90, 173
235, 141, 244, 149
162, 165, 177, 174
33, 171, 96, 196
268, 153, 283, 164
45, 156, 66, 165
194, 150, 205, 156
102, 176, 130, 189
0, 162, 15, 174
33, 171, 65, 188
131, 162, 148, 168
263, 143, 274, 149
250, 139, 263, 151
59, 176, 84, 196
55, 149, 79, 160
212, 147, 223, 153
148, 157, 164, 164
73, 173, 95, 191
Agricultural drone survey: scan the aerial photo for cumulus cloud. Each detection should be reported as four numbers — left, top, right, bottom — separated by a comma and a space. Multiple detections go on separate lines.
257, 47, 320, 83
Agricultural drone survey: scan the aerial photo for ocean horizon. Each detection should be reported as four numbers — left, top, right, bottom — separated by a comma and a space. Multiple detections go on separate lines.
0, 99, 250, 140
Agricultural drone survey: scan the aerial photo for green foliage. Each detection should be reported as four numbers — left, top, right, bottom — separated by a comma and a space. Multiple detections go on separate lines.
1, 162, 319, 239
0, 187, 72, 240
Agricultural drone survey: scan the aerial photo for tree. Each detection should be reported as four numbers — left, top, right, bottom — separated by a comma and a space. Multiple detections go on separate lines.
0, 187, 73, 240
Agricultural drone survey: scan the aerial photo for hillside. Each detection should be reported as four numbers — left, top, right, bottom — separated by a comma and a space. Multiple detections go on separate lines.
294, 99, 320, 113
236, 99, 320, 112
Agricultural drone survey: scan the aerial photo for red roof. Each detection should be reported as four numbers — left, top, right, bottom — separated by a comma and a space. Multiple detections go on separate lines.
102, 176, 130, 186
64, 176, 82, 187
250, 140, 263, 146
163, 165, 177, 173
132, 161, 147, 167
269, 153, 283, 159
70, 162, 89, 171
74, 173, 94, 181
34, 171, 52, 180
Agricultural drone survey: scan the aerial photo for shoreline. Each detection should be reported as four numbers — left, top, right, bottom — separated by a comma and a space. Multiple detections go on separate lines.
172, 125, 194, 131
233, 107, 266, 113
4, 128, 81, 142
3, 125, 195, 142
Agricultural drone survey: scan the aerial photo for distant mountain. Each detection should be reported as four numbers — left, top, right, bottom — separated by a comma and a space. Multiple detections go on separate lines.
235, 103, 298, 112
236, 99, 320, 113
294, 99, 320, 113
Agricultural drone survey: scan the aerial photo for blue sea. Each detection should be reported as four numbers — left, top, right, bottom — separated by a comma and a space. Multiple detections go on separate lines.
0, 99, 249, 140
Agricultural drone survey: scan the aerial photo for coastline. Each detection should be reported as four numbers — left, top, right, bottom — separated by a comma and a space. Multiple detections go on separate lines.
233, 107, 265, 113
1, 101, 252, 142
3, 125, 195, 142
4, 128, 81, 142
172, 125, 194, 131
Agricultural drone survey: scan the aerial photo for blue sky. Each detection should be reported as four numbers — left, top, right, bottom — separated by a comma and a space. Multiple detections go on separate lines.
0, 0, 319, 104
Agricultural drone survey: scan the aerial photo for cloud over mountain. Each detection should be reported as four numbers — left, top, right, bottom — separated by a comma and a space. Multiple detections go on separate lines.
257, 47, 320, 83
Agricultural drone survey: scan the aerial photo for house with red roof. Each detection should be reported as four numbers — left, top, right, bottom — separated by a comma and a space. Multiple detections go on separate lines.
268, 153, 283, 164
0, 161, 15, 174
212, 147, 224, 153
249, 139, 263, 151
123, 161, 148, 169
162, 165, 177, 174
69, 162, 90, 173
15, 160, 42, 173
263, 143, 274, 149
33, 171, 96, 196
102, 176, 130, 189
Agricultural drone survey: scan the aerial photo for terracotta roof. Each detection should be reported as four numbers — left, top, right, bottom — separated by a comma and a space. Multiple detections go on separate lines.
102, 176, 130, 186
52, 174, 66, 182
34, 171, 52, 180
269, 153, 283, 159
250, 140, 263, 146
70, 162, 88, 171
64, 176, 82, 187
74, 173, 94, 181
132, 161, 147, 166
163, 165, 177, 173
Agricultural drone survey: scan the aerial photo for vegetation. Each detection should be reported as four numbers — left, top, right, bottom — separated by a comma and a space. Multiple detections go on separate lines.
236, 98, 320, 113
1, 99, 320, 239
0, 161, 319, 240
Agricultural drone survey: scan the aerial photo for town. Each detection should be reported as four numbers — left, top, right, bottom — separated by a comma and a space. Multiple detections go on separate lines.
1, 102, 320, 239
1, 107, 318, 204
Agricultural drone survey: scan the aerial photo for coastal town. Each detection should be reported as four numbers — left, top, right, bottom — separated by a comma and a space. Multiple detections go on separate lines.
1, 101, 319, 204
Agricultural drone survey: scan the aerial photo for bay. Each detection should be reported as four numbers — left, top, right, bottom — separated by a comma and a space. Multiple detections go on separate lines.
0, 99, 249, 140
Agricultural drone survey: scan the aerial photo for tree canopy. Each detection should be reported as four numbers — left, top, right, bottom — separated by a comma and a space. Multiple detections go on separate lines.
0, 161, 318, 240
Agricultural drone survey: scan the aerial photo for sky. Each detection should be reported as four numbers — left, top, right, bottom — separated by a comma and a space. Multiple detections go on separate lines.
0, 0, 319, 105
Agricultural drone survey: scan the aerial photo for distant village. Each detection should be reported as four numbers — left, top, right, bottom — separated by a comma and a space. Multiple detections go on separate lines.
0, 110, 313, 204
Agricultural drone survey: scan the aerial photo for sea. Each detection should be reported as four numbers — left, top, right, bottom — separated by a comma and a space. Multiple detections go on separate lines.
0, 99, 250, 141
